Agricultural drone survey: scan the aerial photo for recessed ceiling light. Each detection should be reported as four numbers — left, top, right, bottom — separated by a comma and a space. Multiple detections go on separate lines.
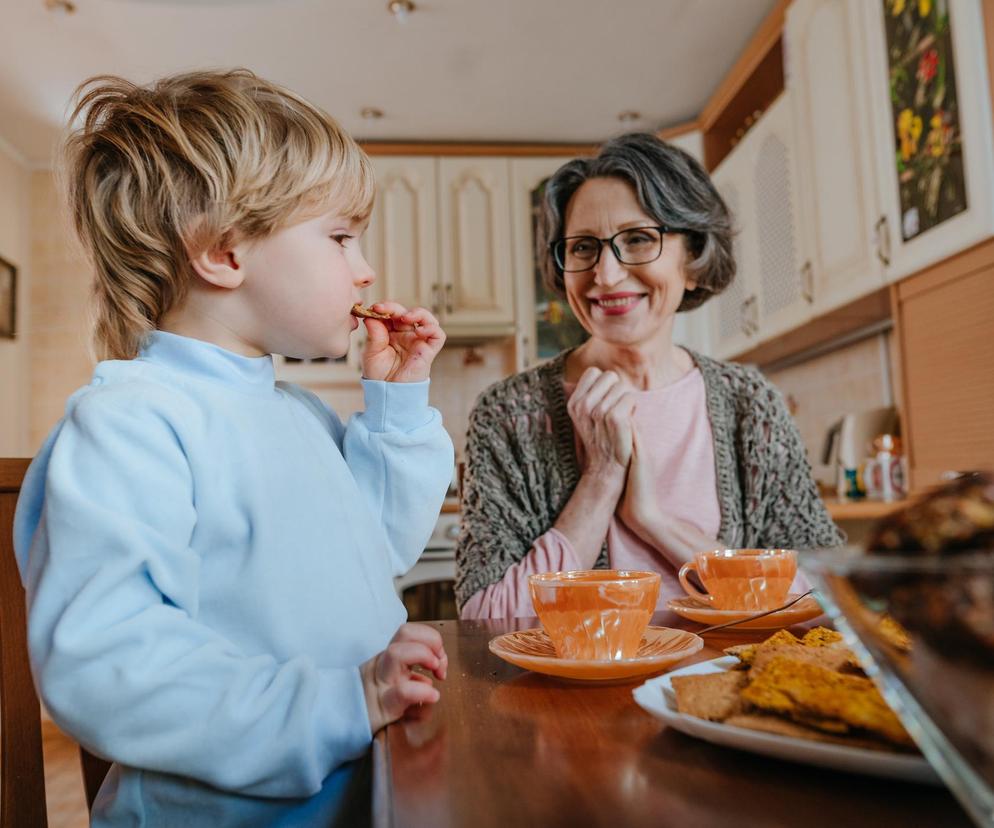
387, 0, 415, 23
360, 107, 384, 120
44, 0, 76, 14
617, 111, 641, 123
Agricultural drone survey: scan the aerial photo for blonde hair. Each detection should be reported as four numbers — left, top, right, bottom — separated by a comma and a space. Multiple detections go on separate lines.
62, 69, 375, 360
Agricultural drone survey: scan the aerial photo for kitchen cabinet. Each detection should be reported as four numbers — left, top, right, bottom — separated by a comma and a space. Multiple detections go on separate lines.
509, 156, 584, 370
437, 157, 515, 328
749, 93, 809, 341
785, 0, 887, 315
709, 137, 760, 359
360, 156, 438, 312
362, 156, 516, 335
893, 238, 994, 491
787, 0, 994, 308
708, 95, 807, 359
860, 0, 994, 283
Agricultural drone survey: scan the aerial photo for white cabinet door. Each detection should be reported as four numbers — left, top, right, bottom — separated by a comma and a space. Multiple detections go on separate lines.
437, 157, 515, 328
860, 0, 994, 282
748, 93, 812, 340
710, 148, 760, 359
786, 0, 887, 315
509, 156, 587, 370
362, 156, 439, 313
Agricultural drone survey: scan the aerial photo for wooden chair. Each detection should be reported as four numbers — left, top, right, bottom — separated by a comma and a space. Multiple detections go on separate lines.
1, 458, 110, 827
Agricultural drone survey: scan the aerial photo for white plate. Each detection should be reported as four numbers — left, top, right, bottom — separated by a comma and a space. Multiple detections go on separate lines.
632, 656, 940, 785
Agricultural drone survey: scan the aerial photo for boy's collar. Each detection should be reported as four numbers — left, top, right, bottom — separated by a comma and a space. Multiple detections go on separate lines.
138, 330, 276, 393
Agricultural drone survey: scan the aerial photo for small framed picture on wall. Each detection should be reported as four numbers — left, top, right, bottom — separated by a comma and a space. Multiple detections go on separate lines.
0, 255, 16, 339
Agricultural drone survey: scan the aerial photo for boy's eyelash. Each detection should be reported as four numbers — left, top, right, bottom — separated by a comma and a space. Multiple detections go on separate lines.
331, 234, 354, 245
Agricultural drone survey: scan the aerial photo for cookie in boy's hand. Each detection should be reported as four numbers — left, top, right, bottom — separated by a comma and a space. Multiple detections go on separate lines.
351, 303, 392, 320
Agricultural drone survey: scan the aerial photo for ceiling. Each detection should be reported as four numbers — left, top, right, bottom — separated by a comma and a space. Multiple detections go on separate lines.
0, 0, 777, 167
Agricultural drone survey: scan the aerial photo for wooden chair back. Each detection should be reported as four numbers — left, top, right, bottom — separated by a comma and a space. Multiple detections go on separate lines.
0, 458, 111, 826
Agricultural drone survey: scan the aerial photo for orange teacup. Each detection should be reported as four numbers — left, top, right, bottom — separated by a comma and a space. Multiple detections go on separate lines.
677, 548, 797, 611
528, 570, 661, 661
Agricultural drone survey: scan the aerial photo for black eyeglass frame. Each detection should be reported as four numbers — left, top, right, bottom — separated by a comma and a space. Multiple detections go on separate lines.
549, 225, 683, 273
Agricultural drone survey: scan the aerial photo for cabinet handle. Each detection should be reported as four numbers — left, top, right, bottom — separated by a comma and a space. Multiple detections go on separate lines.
875, 216, 892, 267
445, 283, 454, 315
801, 261, 814, 304
431, 283, 441, 315
740, 296, 759, 336
740, 298, 751, 336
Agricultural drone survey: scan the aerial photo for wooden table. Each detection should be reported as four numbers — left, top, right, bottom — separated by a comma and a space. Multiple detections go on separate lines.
373, 612, 972, 827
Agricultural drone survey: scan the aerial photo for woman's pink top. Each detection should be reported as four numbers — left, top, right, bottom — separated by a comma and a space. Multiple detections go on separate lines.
460, 368, 722, 619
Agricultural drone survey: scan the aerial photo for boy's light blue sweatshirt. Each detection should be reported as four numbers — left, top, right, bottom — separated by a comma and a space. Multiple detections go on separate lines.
13, 331, 454, 826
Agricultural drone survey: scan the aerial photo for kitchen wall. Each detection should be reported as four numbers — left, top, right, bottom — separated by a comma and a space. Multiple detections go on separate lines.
763, 332, 895, 488
0, 141, 31, 456
28, 171, 93, 450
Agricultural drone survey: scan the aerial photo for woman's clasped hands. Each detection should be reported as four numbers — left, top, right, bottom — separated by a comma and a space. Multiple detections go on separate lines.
567, 367, 637, 482
566, 366, 664, 546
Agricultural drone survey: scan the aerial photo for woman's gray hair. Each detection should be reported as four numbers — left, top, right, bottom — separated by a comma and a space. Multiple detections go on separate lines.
538, 132, 735, 312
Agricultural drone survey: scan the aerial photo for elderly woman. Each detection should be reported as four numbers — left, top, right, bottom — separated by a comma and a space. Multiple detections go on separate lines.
454, 132, 843, 619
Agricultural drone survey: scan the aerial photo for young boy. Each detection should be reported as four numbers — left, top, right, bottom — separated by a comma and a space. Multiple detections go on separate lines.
13, 69, 453, 826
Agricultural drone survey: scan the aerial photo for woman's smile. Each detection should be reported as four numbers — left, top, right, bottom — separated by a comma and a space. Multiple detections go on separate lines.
588, 291, 647, 316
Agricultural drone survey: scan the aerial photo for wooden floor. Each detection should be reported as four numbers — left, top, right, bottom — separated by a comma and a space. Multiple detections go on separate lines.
0, 720, 90, 827
42, 720, 90, 827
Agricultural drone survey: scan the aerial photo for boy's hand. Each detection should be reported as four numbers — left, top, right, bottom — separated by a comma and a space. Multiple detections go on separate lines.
361, 302, 445, 383
361, 622, 447, 734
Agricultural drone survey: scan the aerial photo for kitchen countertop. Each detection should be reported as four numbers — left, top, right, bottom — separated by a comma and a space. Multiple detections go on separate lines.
823, 497, 909, 521
441, 497, 909, 521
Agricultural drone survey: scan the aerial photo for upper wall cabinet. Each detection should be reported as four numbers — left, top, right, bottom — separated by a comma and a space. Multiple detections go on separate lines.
786, 0, 888, 314
708, 95, 811, 359
508, 156, 585, 370
786, 0, 994, 307
859, 0, 994, 283
437, 158, 516, 328
749, 93, 810, 340
710, 135, 760, 359
362, 156, 516, 335
361, 156, 438, 312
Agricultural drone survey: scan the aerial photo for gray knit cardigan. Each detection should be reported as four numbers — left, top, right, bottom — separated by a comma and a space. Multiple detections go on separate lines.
454, 348, 844, 609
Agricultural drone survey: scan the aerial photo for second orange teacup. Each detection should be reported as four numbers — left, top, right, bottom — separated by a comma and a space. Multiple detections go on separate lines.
677, 548, 797, 611
528, 570, 661, 661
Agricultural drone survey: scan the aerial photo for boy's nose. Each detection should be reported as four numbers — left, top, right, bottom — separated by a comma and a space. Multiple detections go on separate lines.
354, 256, 375, 288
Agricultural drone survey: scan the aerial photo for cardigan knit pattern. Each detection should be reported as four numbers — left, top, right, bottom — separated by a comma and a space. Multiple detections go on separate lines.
454, 348, 844, 610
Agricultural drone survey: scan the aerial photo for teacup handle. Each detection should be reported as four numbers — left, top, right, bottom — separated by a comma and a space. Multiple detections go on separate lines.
678, 561, 712, 604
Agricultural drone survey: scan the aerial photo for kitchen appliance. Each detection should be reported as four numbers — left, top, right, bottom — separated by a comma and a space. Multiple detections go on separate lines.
822, 406, 898, 499
394, 507, 459, 620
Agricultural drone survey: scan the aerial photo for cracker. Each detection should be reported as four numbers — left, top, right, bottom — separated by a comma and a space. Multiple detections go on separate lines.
671, 672, 748, 721
350, 303, 392, 320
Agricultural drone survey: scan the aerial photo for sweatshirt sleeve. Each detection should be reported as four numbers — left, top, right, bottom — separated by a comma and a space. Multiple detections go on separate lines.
459, 529, 583, 619
19, 388, 372, 799
343, 379, 454, 577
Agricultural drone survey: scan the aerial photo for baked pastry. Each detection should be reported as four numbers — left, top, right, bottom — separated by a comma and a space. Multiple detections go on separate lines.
861, 471, 994, 664
350, 303, 391, 320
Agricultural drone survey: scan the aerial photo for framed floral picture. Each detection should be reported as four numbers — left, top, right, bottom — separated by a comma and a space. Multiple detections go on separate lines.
0, 256, 15, 339
883, 0, 967, 241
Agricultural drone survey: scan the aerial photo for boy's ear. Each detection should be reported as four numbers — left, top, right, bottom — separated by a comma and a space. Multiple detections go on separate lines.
189, 243, 245, 290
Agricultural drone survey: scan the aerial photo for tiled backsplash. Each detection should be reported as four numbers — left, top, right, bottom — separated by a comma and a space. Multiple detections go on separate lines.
763, 333, 895, 487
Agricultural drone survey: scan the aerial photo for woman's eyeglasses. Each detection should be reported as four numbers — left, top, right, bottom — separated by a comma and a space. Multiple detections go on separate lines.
550, 225, 679, 273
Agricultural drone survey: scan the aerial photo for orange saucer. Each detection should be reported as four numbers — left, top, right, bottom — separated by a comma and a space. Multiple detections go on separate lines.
488, 626, 703, 681
666, 593, 824, 630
